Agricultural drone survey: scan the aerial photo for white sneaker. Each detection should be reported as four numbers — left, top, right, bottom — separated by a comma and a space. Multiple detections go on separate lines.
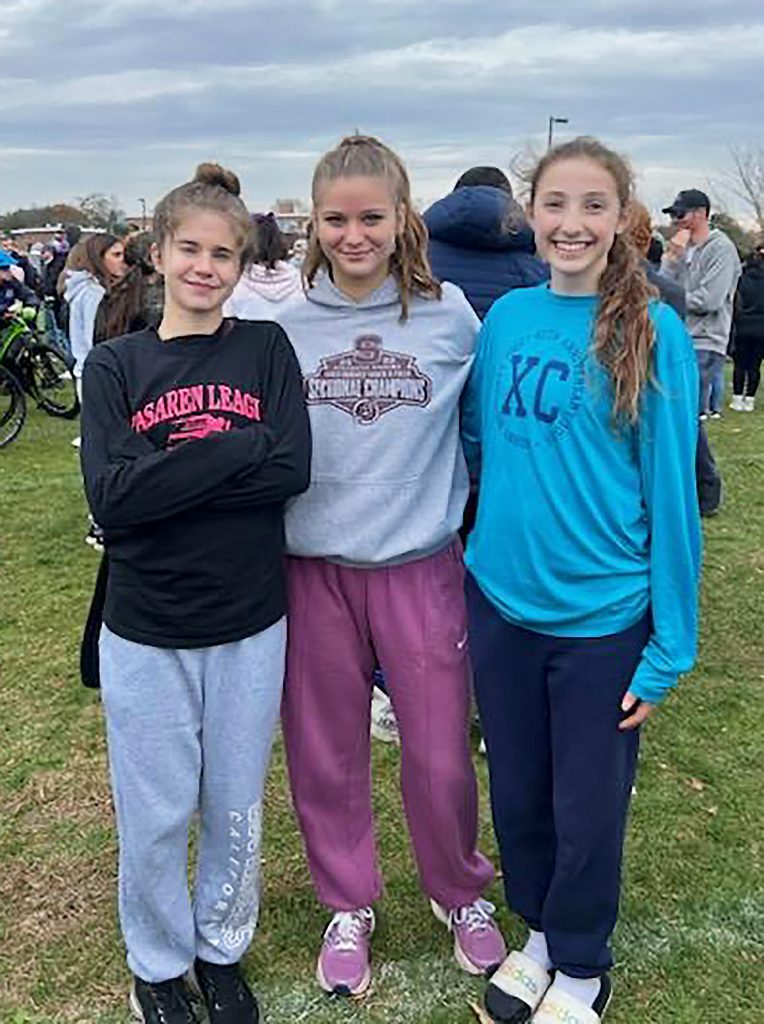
70, 436, 81, 449
370, 686, 399, 744
743, 396, 755, 412
729, 395, 744, 411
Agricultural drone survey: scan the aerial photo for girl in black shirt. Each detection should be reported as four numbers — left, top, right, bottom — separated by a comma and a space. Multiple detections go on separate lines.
80, 163, 310, 1024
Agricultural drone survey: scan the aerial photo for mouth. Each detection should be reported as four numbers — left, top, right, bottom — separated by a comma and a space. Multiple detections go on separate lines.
184, 280, 218, 292
340, 250, 374, 260
551, 240, 594, 255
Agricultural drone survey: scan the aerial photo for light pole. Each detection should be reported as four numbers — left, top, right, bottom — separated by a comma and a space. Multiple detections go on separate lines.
547, 116, 569, 150
138, 197, 147, 230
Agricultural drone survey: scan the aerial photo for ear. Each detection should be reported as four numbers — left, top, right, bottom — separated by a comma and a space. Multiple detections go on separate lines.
150, 241, 164, 276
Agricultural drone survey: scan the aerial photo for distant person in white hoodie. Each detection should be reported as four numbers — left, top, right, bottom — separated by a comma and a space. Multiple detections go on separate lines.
63, 233, 137, 396
277, 134, 505, 999
224, 212, 303, 320
63, 233, 140, 546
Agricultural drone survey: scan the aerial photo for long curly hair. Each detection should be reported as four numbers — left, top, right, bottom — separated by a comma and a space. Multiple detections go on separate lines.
303, 134, 441, 321
530, 137, 657, 423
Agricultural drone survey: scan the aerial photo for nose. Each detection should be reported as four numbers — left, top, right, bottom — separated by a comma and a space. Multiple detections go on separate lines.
558, 208, 585, 236
193, 251, 215, 276
343, 219, 365, 246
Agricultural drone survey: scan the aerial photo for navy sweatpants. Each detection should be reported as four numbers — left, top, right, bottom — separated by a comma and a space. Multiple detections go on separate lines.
466, 574, 649, 979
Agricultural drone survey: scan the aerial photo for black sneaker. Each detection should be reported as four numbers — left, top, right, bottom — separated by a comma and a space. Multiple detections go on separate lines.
130, 975, 197, 1023
193, 958, 259, 1023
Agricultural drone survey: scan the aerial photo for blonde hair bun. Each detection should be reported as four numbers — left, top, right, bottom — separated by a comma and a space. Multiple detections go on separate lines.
194, 162, 241, 197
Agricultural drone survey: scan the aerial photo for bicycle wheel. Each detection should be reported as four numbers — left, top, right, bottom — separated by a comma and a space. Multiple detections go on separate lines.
0, 364, 27, 447
24, 341, 80, 419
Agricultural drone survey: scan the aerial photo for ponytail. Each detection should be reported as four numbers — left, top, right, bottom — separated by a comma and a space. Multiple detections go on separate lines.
594, 233, 657, 423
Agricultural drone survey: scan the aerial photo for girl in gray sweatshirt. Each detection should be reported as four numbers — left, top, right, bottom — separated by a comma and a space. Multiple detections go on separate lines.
277, 135, 505, 999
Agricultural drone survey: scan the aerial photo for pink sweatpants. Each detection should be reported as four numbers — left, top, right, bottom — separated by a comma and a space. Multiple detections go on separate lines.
281, 539, 494, 911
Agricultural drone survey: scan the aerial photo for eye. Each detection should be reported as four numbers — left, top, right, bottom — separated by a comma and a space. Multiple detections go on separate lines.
585, 200, 605, 212
362, 213, 384, 224
323, 214, 344, 226
543, 200, 564, 210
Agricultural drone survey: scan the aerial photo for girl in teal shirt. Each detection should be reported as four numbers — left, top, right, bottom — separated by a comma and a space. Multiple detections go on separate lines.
462, 137, 701, 1023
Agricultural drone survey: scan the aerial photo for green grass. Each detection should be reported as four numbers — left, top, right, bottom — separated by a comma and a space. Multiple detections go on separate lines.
1, 402, 762, 1023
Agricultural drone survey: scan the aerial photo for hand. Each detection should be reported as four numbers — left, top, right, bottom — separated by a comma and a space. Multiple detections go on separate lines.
618, 691, 654, 731
667, 228, 691, 260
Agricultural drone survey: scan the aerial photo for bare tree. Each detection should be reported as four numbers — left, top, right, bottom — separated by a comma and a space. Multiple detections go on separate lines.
508, 140, 543, 198
721, 145, 764, 232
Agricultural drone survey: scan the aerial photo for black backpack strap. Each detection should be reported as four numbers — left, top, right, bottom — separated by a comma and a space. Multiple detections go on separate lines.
80, 554, 109, 689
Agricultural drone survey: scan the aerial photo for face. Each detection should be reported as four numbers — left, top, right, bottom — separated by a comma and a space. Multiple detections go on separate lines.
530, 156, 626, 295
102, 242, 126, 281
153, 210, 241, 317
314, 175, 400, 296
669, 207, 704, 236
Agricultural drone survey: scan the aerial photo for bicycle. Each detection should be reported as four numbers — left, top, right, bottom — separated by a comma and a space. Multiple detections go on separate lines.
0, 305, 79, 420
0, 363, 26, 448
40, 297, 73, 360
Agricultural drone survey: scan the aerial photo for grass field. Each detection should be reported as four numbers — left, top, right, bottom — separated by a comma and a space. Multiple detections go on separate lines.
0, 403, 762, 1023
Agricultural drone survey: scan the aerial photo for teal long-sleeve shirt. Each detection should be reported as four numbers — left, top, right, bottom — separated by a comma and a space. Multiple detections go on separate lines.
461, 285, 702, 704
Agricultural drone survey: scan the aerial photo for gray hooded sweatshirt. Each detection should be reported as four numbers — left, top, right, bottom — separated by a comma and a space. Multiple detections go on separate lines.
662, 228, 741, 355
276, 273, 480, 566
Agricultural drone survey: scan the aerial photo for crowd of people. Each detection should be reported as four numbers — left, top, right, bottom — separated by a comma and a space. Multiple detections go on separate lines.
3, 136, 763, 1024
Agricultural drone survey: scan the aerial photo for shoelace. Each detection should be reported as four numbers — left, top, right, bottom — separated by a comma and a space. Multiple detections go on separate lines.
451, 898, 497, 933
325, 909, 373, 952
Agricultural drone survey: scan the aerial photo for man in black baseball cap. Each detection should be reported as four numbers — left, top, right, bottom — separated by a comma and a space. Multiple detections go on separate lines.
661, 187, 740, 419
661, 189, 710, 220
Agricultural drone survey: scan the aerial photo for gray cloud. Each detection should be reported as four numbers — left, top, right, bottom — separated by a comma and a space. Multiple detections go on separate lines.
1, 1, 761, 220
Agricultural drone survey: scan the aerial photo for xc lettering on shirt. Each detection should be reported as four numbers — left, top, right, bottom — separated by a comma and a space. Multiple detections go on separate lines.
303, 333, 432, 425
494, 330, 586, 449
130, 382, 263, 446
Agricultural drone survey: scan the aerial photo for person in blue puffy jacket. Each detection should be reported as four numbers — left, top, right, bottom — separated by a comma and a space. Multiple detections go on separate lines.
424, 167, 548, 321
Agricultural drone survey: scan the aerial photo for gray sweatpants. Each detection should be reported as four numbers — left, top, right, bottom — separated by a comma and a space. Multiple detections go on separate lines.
99, 618, 286, 983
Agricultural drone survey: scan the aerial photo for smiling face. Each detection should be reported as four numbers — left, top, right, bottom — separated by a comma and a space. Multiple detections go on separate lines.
313, 175, 400, 299
153, 209, 241, 320
530, 156, 626, 295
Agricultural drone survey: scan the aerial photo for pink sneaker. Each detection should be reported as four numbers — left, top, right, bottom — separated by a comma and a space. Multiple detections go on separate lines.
431, 897, 507, 976
316, 907, 375, 996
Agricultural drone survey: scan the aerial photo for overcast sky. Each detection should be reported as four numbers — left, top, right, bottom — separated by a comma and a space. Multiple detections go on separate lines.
1, 0, 761, 222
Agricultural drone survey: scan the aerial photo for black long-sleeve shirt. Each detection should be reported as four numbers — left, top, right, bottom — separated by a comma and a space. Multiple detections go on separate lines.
81, 318, 311, 648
